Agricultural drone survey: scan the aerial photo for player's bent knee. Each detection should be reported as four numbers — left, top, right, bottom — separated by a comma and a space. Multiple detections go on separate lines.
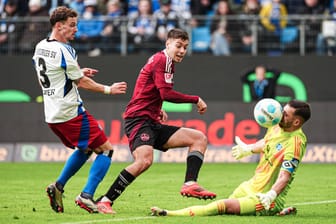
200, 134, 208, 145
94, 141, 114, 154
135, 157, 153, 171
142, 158, 153, 168
194, 132, 208, 147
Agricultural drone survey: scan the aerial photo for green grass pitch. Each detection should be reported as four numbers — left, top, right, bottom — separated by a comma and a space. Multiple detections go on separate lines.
0, 162, 335, 224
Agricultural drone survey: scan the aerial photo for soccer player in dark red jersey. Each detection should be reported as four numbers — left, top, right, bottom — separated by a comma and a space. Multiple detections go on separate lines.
96, 28, 216, 214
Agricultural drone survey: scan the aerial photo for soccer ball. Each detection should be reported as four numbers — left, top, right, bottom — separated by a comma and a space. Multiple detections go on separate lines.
253, 98, 283, 128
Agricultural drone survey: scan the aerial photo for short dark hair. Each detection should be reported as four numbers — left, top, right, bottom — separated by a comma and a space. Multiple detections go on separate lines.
160, 0, 171, 5
167, 28, 189, 41
49, 6, 78, 27
288, 100, 311, 123
6, 0, 19, 6
256, 65, 266, 70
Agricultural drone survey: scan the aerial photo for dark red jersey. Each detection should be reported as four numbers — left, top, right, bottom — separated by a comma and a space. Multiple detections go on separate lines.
124, 50, 199, 122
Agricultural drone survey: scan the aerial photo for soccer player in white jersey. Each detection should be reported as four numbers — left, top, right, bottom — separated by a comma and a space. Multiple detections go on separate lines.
151, 100, 311, 216
32, 6, 127, 214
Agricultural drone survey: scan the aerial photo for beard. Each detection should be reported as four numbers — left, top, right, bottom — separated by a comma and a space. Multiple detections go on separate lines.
278, 117, 285, 128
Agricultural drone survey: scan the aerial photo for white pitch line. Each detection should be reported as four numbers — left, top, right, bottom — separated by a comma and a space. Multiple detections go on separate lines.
60, 216, 155, 224
293, 199, 336, 206
60, 199, 336, 224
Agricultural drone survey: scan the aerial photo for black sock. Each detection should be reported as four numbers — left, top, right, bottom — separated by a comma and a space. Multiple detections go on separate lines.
80, 192, 93, 199
55, 182, 64, 193
184, 151, 204, 183
105, 169, 135, 202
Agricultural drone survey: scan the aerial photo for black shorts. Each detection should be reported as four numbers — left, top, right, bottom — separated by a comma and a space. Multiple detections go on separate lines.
124, 117, 180, 152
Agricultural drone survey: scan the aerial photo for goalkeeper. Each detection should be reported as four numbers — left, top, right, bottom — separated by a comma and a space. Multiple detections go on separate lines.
151, 100, 311, 216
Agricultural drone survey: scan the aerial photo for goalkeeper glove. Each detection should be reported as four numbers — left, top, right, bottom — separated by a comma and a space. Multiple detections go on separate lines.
232, 136, 265, 160
231, 136, 254, 160
256, 190, 277, 210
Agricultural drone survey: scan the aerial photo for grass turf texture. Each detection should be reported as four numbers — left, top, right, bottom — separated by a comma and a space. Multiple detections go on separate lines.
0, 163, 335, 224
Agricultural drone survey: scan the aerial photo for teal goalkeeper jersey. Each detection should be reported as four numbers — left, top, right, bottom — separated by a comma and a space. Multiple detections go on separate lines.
248, 125, 307, 208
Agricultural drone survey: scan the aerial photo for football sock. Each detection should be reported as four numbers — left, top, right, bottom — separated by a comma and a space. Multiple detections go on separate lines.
184, 151, 204, 182
56, 149, 90, 187
83, 153, 112, 196
167, 200, 226, 216
104, 169, 135, 202
55, 182, 64, 192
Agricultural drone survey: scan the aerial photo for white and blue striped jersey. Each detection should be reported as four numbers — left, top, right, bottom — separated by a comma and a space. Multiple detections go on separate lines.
32, 39, 85, 123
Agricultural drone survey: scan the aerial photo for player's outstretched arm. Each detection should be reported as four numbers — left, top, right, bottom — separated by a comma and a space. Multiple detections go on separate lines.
232, 136, 265, 160
110, 82, 127, 95
76, 76, 127, 95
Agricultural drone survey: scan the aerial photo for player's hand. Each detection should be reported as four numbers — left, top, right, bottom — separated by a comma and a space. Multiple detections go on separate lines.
197, 97, 207, 115
158, 109, 168, 122
231, 136, 253, 160
256, 190, 277, 210
82, 68, 98, 78
110, 82, 127, 95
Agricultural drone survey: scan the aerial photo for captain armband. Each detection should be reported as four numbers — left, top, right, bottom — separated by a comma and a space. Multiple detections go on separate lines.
281, 159, 299, 173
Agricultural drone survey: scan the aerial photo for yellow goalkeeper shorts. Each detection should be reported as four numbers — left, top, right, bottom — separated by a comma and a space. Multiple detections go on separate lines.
229, 181, 278, 216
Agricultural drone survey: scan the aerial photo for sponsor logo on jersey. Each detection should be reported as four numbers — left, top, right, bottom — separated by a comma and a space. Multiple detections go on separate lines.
164, 73, 173, 83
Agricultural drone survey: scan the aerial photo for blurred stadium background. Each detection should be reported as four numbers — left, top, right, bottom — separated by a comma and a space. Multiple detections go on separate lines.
0, 11, 335, 163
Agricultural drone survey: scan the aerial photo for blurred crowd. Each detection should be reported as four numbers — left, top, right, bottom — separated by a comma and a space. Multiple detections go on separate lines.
0, 0, 335, 56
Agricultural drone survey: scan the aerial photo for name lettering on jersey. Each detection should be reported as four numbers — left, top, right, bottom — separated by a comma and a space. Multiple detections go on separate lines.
36, 48, 57, 58
43, 89, 55, 96
164, 73, 173, 83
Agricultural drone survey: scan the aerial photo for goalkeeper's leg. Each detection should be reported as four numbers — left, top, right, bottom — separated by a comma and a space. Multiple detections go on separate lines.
160, 200, 226, 216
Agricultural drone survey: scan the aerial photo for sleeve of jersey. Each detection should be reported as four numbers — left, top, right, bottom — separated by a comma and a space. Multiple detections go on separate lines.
154, 54, 199, 104
281, 136, 305, 173
159, 88, 199, 103
61, 46, 83, 80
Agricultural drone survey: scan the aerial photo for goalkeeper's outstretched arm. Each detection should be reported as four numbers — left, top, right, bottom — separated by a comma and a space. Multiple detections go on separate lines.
231, 136, 265, 160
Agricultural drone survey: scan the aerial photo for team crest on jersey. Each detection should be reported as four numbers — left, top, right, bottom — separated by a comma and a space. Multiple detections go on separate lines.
140, 133, 150, 142
276, 143, 282, 151
164, 73, 173, 83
